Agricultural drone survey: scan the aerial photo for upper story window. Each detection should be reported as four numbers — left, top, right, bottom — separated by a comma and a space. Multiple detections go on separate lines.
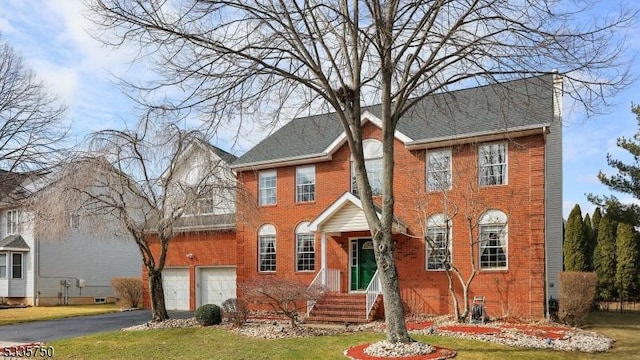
0, 254, 6, 278
479, 210, 508, 270
426, 213, 451, 270
12, 253, 22, 279
71, 214, 80, 229
295, 222, 315, 272
258, 224, 276, 272
479, 143, 507, 186
296, 166, 315, 203
426, 149, 452, 191
259, 170, 277, 206
195, 185, 215, 214
351, 139, 383, 196
6, 210, 21, 235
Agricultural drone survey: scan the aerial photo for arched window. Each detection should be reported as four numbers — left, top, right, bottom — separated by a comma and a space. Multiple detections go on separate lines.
351, 139, 383, 195
295, 222, 315, 272
478, 210, 508, 269
426, 213, 452, 270
258, 224, 276, 272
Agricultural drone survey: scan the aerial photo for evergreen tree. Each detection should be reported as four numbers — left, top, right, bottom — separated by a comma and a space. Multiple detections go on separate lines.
564, 204, 588, 271
583, 214, 596, 271
615, 222, 639, 309
592, 208, 602, 239
593, 215, 617, 301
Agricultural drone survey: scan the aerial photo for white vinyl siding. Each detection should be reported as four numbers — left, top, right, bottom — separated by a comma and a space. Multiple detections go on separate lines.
479, 143, 507, 186
426, 149, 452, 191
259, 170, 277, 206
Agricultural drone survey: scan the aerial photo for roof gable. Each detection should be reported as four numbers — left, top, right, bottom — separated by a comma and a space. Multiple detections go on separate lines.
233, 75, 555, 169
0, 235, 30, 251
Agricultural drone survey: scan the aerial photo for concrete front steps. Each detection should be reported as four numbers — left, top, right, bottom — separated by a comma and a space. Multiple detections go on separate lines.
305, 293, 380, 324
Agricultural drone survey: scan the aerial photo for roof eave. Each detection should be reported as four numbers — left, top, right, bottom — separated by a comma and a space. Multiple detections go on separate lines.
405, 124, 551, 151
231, 153, 332, 172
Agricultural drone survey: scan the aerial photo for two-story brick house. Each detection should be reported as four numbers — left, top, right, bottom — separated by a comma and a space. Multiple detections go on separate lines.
230, 75, 563, 321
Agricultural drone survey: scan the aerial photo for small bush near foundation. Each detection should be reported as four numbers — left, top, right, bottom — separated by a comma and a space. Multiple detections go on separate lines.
222, 298, 249, 327
195, 304, 223, 326
111, 278, 143, 308
559, 272, 597, 326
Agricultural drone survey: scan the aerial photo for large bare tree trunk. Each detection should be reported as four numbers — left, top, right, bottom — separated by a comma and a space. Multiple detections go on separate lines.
148, 269, 169, 322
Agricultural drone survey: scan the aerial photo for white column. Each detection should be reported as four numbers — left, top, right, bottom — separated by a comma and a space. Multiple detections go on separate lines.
321, 232, 327, 286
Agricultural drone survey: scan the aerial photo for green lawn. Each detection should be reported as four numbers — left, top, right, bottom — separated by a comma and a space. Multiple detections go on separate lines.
48, 311, 640, 360
0, 304, 120, 325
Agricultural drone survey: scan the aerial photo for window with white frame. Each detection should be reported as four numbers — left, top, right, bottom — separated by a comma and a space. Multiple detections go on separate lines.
258, 224, 276, 272
71, 214, 80, 229
351, 139, 383, 196
12, 253, 22, 279
426, 214, 451, 270
426, 149, 452, 191
0, 254, 6, 278
479, 210, 508, 269
6, 210, 21, 234
259, 170, 277, 206
295, 222, 315, 271
296, 166, 315, 202
196, 185, 215, 214
479, 143, 507, 186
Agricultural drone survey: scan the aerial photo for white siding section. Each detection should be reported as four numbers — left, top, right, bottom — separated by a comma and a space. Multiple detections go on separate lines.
321, 202, 370, 233
37, 223, 141, 302
545, 76, 564, 308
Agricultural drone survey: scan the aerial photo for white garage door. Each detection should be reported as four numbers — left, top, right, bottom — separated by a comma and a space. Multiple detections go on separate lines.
162, 268, 190, 310
197, 267, 236, 308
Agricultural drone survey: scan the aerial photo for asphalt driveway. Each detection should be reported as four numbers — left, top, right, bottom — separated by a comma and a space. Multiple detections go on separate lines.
0, 310, 193, 344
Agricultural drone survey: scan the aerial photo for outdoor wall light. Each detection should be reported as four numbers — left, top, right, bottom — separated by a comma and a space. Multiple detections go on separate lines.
186, 253, 195, 259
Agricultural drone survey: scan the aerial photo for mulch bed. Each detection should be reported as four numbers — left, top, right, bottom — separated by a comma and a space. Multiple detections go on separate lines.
345, 343, 456, 360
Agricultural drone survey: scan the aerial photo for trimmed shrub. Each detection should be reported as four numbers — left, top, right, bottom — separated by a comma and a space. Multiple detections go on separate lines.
222, 298, 249, 327
559, 271, 597, 326
111, 278, 143, 308
195, 304, 223, 326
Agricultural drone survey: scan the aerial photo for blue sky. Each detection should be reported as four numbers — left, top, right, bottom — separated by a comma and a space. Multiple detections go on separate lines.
1, 1, 638, 219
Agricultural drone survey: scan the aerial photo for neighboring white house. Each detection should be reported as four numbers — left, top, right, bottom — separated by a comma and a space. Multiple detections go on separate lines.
0, 168, 141, 306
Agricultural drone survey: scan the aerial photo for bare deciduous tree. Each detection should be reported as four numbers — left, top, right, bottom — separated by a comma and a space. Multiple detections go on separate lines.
85, 0, 634, 342
34, 115, 241, 322
0, 34, 67, 172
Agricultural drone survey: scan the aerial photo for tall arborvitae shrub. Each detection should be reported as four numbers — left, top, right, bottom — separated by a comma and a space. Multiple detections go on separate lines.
564, 204, 587, 271
583, 214, 595, 271
558, 272, 597, 327
615, 222, 640, 311
593, 215, 617, 301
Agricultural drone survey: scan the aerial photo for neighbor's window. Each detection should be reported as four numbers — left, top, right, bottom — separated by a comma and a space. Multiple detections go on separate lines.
12, 253, 22, 279
479, 210, 508, 270
71, 214, 80, 229
6, 210, 21, 234
351, 139, 383, 196
479, 143, 507, 186
197, 185, 215, 214
426, 149, 452, 191
0, 254, 6, 278
426, 214, 451, 270
259, 170, 277, 206
296, 166, 315, 202
258, 224, 276, 272
295, 222, 315, 271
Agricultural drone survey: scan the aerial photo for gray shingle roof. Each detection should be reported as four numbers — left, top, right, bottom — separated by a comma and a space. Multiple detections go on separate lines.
233, 75, 554, 167
0, 235, 30, 250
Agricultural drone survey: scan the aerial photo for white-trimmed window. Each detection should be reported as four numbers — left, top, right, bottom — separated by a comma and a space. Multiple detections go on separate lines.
12, 253, 22, 279
259, 170, 277, 206
479, 210, 508, 270
6, 210, 21, 234
197, 185, 215, 214
479, 143, 507, 186
426, 149, 452, 191
258, 224, 276, 272
351, 139, 383, 196
0, 254, 6, 278
71, 214, 80, 229
426, 214, 451, 270
295, 222, 315, 271
296, 166, 315, 202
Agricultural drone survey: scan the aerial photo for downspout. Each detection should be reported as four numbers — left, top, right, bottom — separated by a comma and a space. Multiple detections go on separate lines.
34, 237, 39, 306
543, 125, 550, 319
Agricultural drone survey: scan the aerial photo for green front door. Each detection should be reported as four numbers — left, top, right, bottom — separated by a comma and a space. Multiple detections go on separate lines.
350, 238, 377, 291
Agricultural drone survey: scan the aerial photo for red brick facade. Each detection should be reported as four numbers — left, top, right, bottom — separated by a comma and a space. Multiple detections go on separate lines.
236, 121, 547, 319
